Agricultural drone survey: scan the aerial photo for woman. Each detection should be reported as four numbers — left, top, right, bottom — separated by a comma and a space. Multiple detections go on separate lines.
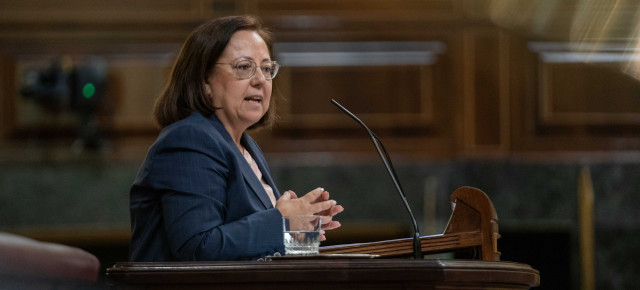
129, 15, 343, 261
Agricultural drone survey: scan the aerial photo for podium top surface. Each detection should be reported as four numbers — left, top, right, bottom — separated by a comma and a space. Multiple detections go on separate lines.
107, 259, 540, 289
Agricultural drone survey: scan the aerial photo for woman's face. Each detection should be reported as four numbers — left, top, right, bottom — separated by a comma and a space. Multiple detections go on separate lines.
205, 30, 272, 134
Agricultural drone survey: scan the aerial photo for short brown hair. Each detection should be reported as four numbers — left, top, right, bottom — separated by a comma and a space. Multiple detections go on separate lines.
153, 15, 277, 129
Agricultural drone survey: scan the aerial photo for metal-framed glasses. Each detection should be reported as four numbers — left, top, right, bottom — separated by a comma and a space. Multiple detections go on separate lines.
216, 59, 280, 80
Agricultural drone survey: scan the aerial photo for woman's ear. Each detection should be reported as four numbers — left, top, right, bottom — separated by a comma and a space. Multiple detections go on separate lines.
203, 80, 212, 96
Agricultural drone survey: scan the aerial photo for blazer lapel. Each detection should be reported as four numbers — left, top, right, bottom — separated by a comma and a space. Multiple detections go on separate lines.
207, 115, 273, 210
244, 139, 281, 200
240, 159, 273, 209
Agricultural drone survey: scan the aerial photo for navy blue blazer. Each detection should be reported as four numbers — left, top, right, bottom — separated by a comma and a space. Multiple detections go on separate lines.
129, 113, 284, 261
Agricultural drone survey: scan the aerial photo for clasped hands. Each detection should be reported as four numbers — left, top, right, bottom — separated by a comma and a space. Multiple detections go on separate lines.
276, 187, 344, 241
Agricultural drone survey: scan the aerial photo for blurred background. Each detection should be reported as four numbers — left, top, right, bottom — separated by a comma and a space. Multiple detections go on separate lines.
1, 0, 639, 289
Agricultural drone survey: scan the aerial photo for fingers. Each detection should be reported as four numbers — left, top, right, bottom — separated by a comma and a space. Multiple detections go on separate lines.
277, 190, 298, 202
313, 190, 330, 204
313, 194, 331, 216
300, 187, 326, 202
278, 191, 291, 201
316, 203, 344, 218
330, 205, 344, 216
319, 214, 333, 225
279, 187, 344, 222
318, 205, 342, 230
321, 221, 341, 231
311, 199, 336, 214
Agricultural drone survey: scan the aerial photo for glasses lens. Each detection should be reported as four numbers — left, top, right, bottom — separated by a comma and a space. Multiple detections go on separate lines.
270, 62, 280, 79
261, 61, 280, 80
235, 60, 256, 79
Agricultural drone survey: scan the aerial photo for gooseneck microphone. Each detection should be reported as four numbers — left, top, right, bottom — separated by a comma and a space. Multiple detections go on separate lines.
330, 99, 422, 259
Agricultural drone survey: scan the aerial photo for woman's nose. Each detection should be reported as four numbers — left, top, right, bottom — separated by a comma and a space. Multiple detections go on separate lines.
250, 69, 267, 86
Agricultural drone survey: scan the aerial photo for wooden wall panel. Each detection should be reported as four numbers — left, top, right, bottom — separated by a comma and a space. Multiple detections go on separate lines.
259, 37, 458, 156
1, 0, 640, 157
108, 58, 172, 132
463, 28, 509, 152
257, 0, 462, 20
0, 55, 16, 140
285, 66, 430, 128
0, 0, 212, 23
540, 63, 640, 126
508, 41, 640, 152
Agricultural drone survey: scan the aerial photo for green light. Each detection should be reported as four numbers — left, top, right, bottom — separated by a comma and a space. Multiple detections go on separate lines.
82, 83, 95, 99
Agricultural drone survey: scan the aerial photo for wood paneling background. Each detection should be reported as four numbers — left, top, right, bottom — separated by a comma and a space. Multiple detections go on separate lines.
1, 0, 639, 158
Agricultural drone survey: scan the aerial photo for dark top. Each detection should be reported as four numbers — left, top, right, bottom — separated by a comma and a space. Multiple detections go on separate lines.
129, 113, 284, 261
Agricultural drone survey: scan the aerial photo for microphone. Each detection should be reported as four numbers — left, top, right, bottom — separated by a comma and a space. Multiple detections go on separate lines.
330, 99, 422, 259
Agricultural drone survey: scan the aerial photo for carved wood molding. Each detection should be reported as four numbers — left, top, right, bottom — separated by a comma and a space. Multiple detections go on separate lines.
532, 42, 640, 127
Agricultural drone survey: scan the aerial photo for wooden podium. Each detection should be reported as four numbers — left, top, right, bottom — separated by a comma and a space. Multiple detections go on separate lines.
106, 187, 540, 289
320, 186, 501, 260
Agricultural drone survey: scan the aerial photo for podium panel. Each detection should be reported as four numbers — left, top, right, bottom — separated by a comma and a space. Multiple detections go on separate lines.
106, 259, 540, 289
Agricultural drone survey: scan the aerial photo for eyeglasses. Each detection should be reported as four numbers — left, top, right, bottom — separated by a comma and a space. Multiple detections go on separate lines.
215, 59, 280, 80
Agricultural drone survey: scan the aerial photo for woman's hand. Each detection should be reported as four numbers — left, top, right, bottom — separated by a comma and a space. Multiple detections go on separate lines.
276, 187, 344, 241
